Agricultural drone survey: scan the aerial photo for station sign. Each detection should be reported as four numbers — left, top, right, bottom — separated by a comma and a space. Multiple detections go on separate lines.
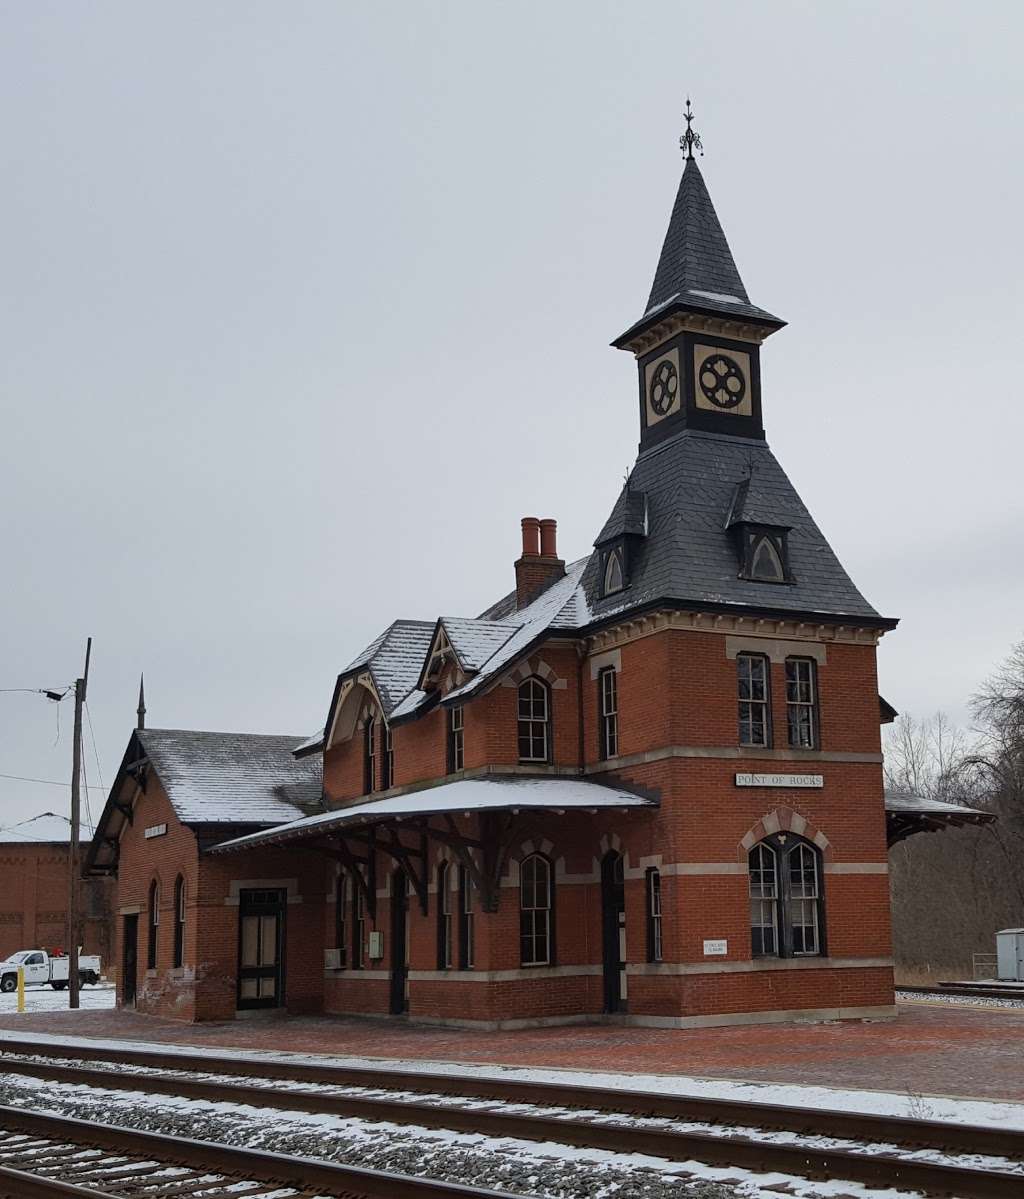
735, 773, 823, 789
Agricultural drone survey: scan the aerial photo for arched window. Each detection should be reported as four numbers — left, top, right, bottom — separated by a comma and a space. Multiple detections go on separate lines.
147, 880, 159, 970
603, 547, 625, 595
437, 862, 452, 969
749, 835, 824, 958
363, 715, 377, 794
750, 536, 785, 582
172, 876, 185, 969
517, 677, 551, 763
520, 854, 553, 966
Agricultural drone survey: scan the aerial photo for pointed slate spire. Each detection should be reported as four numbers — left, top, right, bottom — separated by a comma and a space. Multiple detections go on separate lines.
136, 674, 146, 730
613, 103, 784, 349
645, 156, 751, 314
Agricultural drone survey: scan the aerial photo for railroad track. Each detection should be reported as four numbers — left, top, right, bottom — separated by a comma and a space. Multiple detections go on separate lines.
0, 1103, 514, 1199
1, 1038, 1023, 1197
899, 983, 1024, 1002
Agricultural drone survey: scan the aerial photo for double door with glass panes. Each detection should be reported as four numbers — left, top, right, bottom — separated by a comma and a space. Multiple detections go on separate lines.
237, 888, 286, 1010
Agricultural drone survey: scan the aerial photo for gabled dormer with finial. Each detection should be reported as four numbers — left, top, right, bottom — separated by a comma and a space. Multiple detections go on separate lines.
613, 100, 785, 449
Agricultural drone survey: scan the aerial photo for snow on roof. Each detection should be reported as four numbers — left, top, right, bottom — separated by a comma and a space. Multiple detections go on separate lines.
138, 729, 322, 825
292, 729, 325, 757
0, 812, 89, 844
439, 617, 519, 672
340, 620, 436, 716
210, 776, 656, 854
445, 558, 592, 704
884, 792, 991, 817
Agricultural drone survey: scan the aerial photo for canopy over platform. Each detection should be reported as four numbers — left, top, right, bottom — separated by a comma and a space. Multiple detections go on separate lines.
885, 791, 995, 846
210, 776, 657, 855
209, 776, 657, 916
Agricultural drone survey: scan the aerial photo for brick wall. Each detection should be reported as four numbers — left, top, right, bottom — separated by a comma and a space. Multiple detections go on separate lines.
0, 845, 111, 963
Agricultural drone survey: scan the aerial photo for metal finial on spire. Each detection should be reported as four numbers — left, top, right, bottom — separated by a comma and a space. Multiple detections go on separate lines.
679, 96, 703, 161
136, 673, 146, 730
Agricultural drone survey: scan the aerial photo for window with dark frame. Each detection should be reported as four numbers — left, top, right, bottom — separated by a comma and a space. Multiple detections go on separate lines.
352, 876, 366, 969
599, 666, 618, 759
437, 861, 452, 969
646, 867, 662, 962
517, 677, 551, 763
786, 658, 818, 749
335, 869, 348, 968
172, 876, 185, 969
750, 535, 786, 582
602, 546, 625, 595
519, 854, 553, 966
749, 835, 824, 958
381, 722, 394, 789
364, 716, 376, 794
147, 879, 159, 970
458, 864, 474, 969
447, 706, 464, 773
737, 654, 771, 746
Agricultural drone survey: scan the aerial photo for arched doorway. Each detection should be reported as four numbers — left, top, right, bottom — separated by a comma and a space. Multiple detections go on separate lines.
601, 851, 627, 1012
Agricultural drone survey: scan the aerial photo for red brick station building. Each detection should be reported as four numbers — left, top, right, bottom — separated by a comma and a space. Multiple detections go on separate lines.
86, 129, 982, 1028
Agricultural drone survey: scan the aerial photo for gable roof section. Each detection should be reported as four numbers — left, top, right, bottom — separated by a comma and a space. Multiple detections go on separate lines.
337, 620, 436, 717
443, 559, 592, 705
439, 617, 520, 673
85, 728, 323, 874
582, 429, 894, 627
0, 812, 83, 845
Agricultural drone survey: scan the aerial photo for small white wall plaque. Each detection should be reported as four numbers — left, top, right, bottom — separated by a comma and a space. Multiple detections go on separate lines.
367, 931, 384, 960
144, 823, 167, 839
735, 773, 824, 789
703, 938, 728, 956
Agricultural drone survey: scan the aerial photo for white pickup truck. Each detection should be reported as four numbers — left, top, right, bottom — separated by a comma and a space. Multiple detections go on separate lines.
0, 950, 102, 993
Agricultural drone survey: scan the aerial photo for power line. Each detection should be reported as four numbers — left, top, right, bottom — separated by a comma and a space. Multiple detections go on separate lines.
83, 701, 104, 828
0, 771, 106, 791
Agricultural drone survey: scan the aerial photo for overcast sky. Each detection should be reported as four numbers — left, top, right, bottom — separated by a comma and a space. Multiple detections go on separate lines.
2, 1, 1022, 829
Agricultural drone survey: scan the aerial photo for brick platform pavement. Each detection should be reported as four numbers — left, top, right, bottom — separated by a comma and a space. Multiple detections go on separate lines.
2, 1003, 1023, 1105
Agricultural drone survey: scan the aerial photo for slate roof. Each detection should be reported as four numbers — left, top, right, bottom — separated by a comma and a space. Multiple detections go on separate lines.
595, 488, 647, 544
726, 469, 793, 529
614, 159, 783, 345
341, 620, 436, 716
582, 429, 891, 625
137, 729, 323, 825
439, 617, 519, 673
210, 776, 657, 855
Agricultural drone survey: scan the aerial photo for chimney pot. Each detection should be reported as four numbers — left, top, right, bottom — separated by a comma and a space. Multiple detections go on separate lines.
539, 518, 557, 558
521, 516, 541, 557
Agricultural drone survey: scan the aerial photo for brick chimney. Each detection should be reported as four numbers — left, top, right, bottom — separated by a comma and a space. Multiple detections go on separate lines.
515, 516, 566, 609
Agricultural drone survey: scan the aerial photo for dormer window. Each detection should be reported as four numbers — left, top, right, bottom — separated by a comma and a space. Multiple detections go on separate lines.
736, 525, 792, 584
603, 547, 624, 594
751, 536, 785, 582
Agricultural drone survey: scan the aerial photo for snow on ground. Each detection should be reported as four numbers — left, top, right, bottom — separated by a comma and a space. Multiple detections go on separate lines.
6, 1026, 1024, 1131
896, 988, 1024, 1010
0, 1069, 938, 1199
0, 982, 115, 1016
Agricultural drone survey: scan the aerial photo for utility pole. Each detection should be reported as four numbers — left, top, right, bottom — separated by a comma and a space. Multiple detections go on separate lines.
68, 637, 91, 1011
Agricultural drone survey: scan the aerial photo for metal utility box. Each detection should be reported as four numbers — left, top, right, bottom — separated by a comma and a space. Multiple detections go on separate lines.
996, 929, 1024, 981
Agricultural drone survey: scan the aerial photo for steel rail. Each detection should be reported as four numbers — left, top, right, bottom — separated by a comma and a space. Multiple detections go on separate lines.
0, 1104, 517, 1199
0, 1037, 1019, 1159
900, 984, 1024, 1002
1, 1057, 1022, 1197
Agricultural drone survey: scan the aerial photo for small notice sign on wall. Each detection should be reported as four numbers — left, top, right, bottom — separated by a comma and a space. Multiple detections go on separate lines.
144, 824, 167, 839
735, 773, 823, 789
703, 939, 728, 956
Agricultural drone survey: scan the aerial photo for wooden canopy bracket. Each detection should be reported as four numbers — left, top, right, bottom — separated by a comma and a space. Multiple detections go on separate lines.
376, 827, 429, 915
